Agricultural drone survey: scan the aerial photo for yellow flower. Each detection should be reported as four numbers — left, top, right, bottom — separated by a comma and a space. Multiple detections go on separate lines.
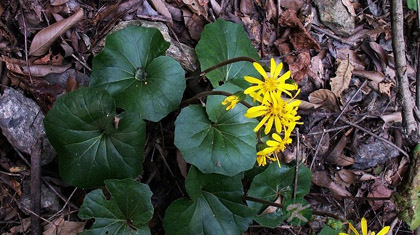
259, 132, 292, 156
245, 92, 301, 135
256, 150, 278, 167
244, 58, 297, 102
339, 218, 390, 235
221, 95, 240, 110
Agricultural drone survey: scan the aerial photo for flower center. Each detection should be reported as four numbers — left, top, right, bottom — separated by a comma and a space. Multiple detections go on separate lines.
263, 77, 277, 92
270, 102, 284, 116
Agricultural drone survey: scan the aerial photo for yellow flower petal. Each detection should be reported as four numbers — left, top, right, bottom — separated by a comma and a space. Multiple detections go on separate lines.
361, 218, 367, 235
376, 227, 390, 235
244, 85, 261, 94
253, 62, 268, 79
279, 70, 291, 81
349, 222, 360, 235
244, 76, 263, 84
274, 115, 282, 134
274, 62, 283, 78
253, 115, 270, 132
264, 115, 274, 134
270, 58, 276, 78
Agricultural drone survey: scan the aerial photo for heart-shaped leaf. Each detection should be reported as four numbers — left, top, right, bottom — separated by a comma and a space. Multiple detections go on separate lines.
90, 26, 186, 122
44, 87, 146, 188
163, 167, 253, 235
78, 179, 153, 234
246, 163, 312, 227
175, 84, 257, 176
195, 19, 260, 87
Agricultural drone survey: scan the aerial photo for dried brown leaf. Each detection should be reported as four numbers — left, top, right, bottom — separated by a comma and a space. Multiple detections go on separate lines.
149, 0, 173, 23
379, 82, 393, 97
326, 135, 354, 166
312, 171, 351, 196
337, 169, 357, 185
66, 75, 78, 92
265, 0, 277, 21
308, 89, 340, 112
341, 0, 356, 16
298, 100, 319, 110
43, 216, 85, 235
29, 8, 84, 56
368, 179, 392, 211
307, 52, 325, 88
330, 59, 353, 99
183, 0, 208, 18
50, 0, 70, 6
369, 41, 388, 66
280, 0, 304, 11
353, 70, 384, 83
240, 0, 255, 15
380, 112, 402, 124
336, 48, 365, 70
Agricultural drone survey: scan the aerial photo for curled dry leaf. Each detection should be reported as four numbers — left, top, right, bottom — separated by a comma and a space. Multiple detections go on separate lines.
308, 89, 340, 112
330, 59, 353, 99
183, 0, 208, 18
29, 8, 84, 56
149, 0, 173, 23
326, 134, 355, 166
379, 82, 393, 97
337, 169, 357, 185
336, 48, 365, 70
312, 171, 351, 197
353, 70, 385, 83
43, 216, 85, 235
2, 56, 71, 77
380, 112, 402, 124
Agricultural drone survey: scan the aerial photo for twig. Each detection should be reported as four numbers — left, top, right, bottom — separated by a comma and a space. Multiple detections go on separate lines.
311, 25, 357, 47
293, 128, 300, 200
180, 90, 252, 108
333, 80, 368, 125
71, 54, 91, 72
392, 0, 418, 137
21, 11, 33, 84
30, 140, 41, 235
310, 129, 326, 170
339, 118, 409, 157
306, 125, 350, 136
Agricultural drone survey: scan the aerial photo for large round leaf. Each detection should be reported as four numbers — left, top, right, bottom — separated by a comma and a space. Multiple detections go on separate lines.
90, 26, 186, 122
175, 84, 257, 176
246, 163, 312, 227
44, 87, 146, 188
195, 19, 260, 87
78, 179, 153, 234
163, 167, 253, 235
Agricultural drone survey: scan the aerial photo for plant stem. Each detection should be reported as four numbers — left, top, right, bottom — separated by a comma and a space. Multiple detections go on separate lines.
180, 90, 252, 108
200, 56, 258, 77
244, 195, 283, 208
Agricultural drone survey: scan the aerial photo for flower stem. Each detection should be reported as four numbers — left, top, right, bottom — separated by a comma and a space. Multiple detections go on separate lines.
181, 90, 252, 108
200, 56, 258, 77
244, 195, 283, 208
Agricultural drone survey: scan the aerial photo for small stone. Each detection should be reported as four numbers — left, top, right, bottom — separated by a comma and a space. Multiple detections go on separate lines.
314, 0, 355, 37
0, 88, 56, 165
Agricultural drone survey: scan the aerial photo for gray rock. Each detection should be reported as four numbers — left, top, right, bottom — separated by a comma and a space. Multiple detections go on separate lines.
315, 0, 355, 37
0, 88, 56, 165
19, 180, 60, 213
352, 137, 399, 169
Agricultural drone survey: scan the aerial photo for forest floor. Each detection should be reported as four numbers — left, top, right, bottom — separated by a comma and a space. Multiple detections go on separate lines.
0, 0, 418, 234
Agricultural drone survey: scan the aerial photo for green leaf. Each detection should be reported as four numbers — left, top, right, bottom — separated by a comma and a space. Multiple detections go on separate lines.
408, 0, 418, 10
44, 87, 146, 188
163, 167, 253, 235
90, 26, 186, 122
246, 163, 312, 227
195, 19, 260, 87
175, 84, 257, 176
283, 198, 312, 226
78, 179, 153, 234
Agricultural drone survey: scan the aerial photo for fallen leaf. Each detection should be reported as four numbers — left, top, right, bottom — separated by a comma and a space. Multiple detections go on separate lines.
50, 0, 70, 6
379, 82, 393, 97
369, 41, 388, 67
353, 70, 384, 83
337, 169, 357, 185
2, 56, 71, 77
240, 0, 255, 15
280, 0, 304, 11
3, 218, 31, 234
183, 0, 208, 18
209, 0, 221, 15
326, 135, 355, 166
330, 59, 353, 99
66, 75, 78, 92
308, 89, 340, 112
336, 48, 365, 70
341, 0, 356, 16
43, 216, 85, 235
312, 171, 351, 197
368, 179, 393, 211
380, 112, 402, 124
307, 51, 325, 88
29, 8, 84, 56
149, 0, 173, 23
265, 0, 277, 21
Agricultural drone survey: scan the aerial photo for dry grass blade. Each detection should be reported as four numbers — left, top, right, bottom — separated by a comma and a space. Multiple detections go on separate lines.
29, 8, 84, 56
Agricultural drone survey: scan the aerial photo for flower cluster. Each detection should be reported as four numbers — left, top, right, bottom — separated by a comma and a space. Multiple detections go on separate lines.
222, 58, 301, 167
340, 217, 390, 235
